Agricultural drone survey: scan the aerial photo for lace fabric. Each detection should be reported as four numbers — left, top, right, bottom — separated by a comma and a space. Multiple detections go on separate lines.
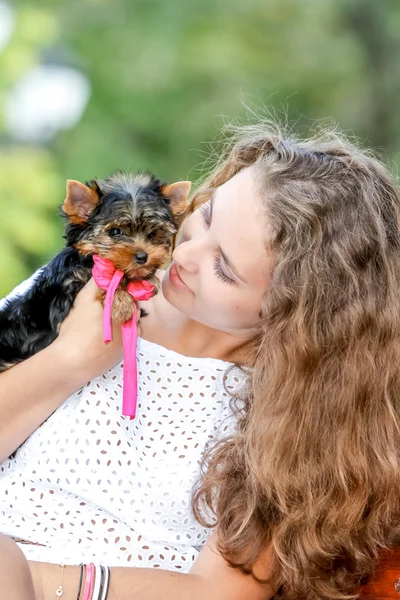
0, 336, 245, 571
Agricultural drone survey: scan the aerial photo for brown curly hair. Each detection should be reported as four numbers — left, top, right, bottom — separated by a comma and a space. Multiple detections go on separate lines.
190, 120, 400, 599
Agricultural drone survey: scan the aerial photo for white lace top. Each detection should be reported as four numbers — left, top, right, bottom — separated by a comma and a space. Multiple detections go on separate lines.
0, 333, 245, 572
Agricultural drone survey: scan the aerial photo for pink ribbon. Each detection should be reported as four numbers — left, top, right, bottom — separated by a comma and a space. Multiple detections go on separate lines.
92, 254, 155, 419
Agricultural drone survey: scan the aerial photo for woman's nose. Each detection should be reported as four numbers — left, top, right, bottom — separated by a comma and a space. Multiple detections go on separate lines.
172, 238, 200, 273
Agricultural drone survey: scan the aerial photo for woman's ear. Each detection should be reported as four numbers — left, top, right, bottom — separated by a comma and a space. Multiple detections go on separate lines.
62, 180, 101, 225
162, 181, 192, 225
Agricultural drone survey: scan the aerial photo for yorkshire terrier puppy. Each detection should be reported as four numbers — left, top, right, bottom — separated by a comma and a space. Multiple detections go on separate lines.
0, 172, 190, 372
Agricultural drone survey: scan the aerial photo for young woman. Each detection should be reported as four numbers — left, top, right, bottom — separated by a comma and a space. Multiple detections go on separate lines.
1, 121, 400, 600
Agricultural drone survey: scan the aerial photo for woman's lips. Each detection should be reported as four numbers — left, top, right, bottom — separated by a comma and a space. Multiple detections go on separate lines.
169, 262, 190, 291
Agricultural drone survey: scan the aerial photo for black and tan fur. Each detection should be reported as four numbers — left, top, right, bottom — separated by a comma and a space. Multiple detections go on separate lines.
0, 172, 190, 372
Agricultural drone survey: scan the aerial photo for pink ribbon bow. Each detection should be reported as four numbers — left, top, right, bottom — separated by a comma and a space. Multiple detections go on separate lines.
92, 254, 155, 419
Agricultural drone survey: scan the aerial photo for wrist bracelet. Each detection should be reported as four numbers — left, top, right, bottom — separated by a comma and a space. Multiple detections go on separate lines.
88, 563, 95, 600
98, 565, 106, 600
76, 563, 85, 600
92, 564, 101, 600
56, 564, 65, 598
79, 562, 110, 600
100, 566, 110, 600
99, 567, 110, 600
82, 562, 95, 600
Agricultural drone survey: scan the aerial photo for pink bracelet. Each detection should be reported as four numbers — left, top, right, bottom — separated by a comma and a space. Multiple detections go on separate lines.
82, 562, 95, 600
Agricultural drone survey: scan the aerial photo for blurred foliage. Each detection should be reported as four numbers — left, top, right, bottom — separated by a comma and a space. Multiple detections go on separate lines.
0, 0, 400, 295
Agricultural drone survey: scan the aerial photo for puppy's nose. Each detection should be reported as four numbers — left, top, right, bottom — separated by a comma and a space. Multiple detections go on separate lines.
135, 251, 148, 265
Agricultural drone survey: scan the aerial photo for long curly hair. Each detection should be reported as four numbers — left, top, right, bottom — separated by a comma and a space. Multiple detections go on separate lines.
190, 120, 400, 599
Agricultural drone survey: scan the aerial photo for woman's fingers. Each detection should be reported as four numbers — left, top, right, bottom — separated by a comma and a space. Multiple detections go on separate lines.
54, 278, 124, 380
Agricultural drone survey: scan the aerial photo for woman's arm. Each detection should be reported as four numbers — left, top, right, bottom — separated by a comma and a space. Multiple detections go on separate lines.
0, 279, 123, 462
0, 341, 87, 463
30, 533, 276, 600
0, 533, 36, 599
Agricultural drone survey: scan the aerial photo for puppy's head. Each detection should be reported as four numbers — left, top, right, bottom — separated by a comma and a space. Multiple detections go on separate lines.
62, 171, 191, 280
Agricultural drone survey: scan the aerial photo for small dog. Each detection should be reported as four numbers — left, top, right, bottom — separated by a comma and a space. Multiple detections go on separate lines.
0, 172, 191, 371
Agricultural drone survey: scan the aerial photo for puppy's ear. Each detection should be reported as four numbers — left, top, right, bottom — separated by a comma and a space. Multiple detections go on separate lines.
162, 181, 191, 225
62, 180, 100, 225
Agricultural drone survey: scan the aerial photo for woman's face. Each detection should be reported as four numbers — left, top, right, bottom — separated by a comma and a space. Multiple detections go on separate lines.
162, 166, 274, 336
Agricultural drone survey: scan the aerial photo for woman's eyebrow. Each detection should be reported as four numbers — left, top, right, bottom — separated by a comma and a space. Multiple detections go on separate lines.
210, 191, 248, 284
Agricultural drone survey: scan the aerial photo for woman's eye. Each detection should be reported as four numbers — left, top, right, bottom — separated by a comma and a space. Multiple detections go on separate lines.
108, 227, 123, 237
212, 256, 234, 285
199, 203, 211, 226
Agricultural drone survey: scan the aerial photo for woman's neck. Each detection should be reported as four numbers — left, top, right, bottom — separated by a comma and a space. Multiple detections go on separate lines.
162, 312, 253, 364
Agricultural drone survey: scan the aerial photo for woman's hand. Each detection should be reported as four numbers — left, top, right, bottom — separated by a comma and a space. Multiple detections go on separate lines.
0, 277, 128, 461
54, 278, 124, 382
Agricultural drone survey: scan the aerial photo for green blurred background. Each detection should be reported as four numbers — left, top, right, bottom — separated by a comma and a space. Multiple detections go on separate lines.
1, 0, 400, 296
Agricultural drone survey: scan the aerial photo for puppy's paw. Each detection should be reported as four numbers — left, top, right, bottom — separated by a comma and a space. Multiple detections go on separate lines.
112, 289, 135, 323
95, 287, 107, 305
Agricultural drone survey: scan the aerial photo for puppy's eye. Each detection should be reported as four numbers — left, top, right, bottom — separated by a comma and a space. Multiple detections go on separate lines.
108, 227, 123, 237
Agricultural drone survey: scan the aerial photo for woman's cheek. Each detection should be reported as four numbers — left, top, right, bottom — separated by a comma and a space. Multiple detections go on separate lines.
195, 273, 216, 312
202, 280, 231, 315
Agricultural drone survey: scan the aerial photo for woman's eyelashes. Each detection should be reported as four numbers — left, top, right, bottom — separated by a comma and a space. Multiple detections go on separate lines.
212, 256, 234, 284
199, 202, 235, 285
199, 202, 211, 226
